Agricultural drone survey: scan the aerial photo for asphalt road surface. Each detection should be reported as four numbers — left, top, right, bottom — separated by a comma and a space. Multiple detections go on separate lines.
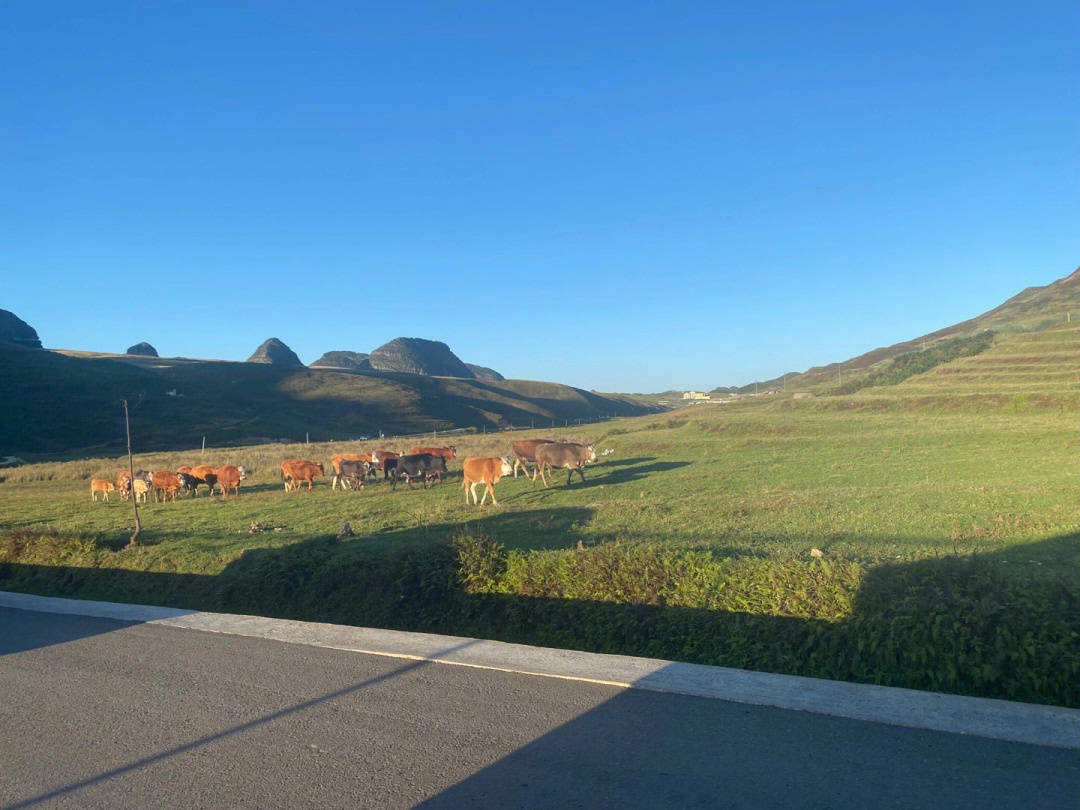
2, 606, 1079, 809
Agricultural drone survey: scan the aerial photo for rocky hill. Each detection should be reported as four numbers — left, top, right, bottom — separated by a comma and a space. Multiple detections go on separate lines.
126, 342, 158, 357
247, 338, 303, 366
310, 351, 371, 370
0, 310, 42, 349
367, 338, 475, 378
465, 363, 505, 382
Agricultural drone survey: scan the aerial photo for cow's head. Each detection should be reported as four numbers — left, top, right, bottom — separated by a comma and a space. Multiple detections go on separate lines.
177, 473, 193, 490
237, 466, 248, 480
499, 457, 513, 477
316, 462, 325, 473
449, 446, 458, 459
585, 444, 597, 464
370, 451, 379, 464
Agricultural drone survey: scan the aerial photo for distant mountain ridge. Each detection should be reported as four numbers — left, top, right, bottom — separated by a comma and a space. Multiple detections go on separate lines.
310, 351, 371, 370
466, 363, 505, 382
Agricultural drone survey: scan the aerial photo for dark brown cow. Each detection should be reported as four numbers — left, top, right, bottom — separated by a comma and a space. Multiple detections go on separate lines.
335, 459, 370, 491
215, 465, 247, 498
534, 442, 598, 488
281, 459, 324, 492
371, 450, 400, 480
407, 446, 456, 484
511, 439, 555, 482
152, 471, 184, 502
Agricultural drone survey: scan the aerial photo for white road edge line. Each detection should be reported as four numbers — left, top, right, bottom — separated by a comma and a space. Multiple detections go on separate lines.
4, 590, 1079, 750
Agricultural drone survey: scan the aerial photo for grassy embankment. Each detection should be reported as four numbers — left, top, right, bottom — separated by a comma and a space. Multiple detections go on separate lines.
4, 377, 1080, 707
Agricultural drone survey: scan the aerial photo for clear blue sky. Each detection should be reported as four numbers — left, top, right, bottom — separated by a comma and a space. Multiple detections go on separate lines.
4, 1, 1078, 391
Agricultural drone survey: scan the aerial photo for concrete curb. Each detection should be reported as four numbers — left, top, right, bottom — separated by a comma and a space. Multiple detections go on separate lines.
4, 590, 1080, 750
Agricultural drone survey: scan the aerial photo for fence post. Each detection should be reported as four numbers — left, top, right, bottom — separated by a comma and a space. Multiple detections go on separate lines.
122, 398, 140, 550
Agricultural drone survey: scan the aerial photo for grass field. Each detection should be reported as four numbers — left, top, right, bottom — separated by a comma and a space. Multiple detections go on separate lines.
4, 390, 1080, 707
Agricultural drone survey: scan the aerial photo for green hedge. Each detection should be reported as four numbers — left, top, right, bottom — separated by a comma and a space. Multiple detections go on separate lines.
3, 529, 1078, 707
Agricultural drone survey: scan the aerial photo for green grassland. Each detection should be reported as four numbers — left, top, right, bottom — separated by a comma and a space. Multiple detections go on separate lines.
4, 383, 1080, 705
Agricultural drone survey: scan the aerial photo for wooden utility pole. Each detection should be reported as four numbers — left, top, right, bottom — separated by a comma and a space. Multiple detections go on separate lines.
122, 398, 141, 549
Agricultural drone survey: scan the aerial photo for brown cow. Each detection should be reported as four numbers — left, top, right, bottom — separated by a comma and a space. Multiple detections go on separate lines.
461, 457, 513, 506
408, 446, 456, 484
215, 465, 247, 499
116, 471, 132, 500
188, 465, 219, 497
534, 442, 598, 488
90, 479, 115, 502
152, 471, 183, 502
281, 459, 324, 492
511, 439, 555, 482
331, 453, 375, 490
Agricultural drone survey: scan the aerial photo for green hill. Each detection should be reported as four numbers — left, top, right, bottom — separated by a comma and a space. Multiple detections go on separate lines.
737, 266, 1080, 393
0, 343, 656, 456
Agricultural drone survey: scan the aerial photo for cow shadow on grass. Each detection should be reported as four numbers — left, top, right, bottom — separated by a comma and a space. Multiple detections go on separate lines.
586, 459, 690, 486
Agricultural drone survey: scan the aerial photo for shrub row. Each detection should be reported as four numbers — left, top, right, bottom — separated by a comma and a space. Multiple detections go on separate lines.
3, 529, 1078, 707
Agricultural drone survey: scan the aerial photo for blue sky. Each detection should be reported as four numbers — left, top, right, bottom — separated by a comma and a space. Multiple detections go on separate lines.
3, 1, 1078, 391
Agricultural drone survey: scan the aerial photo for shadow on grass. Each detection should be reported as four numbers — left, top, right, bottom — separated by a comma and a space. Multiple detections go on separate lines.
2, 518, 1080, 707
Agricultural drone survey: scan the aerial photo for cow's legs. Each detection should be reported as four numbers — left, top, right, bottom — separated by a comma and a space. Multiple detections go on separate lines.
536, 461, 548, 488
486, 483, 498, 506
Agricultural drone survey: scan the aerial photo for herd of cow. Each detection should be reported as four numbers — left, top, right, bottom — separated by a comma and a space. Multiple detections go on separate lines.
88, 439, 598, 508
90, 464, 248, 503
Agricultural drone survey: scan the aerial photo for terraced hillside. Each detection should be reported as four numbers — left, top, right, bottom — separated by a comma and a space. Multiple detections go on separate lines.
893, 323, 1080, 396
734, 266, 1080, 393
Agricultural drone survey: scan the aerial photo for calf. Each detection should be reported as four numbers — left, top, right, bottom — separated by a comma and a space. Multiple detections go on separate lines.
534, 442, 598, 488
391, 453, 447, 491
116, 469, 152, 501
90, 479, 115, 502
215, 465, 247, 498
152, 471, 184, 503
331, 453, 375, 490
512, 439, 555, 482
132, 478, 151, 503
461, 457, 514, 506
335, 459, 370, 491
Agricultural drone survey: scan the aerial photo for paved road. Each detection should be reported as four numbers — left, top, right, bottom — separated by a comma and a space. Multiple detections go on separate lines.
2, 607, 1078, 809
